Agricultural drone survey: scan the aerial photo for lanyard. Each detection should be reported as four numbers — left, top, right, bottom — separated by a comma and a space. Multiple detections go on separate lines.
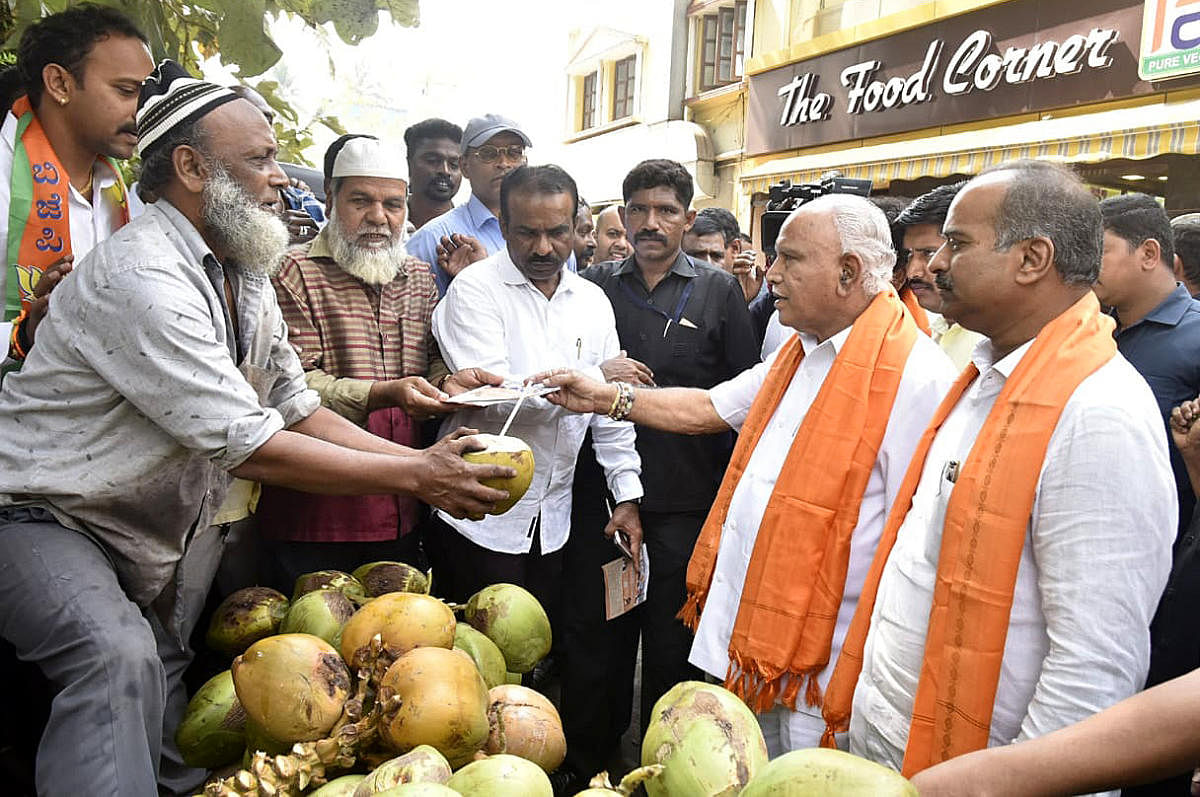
619, 276, 695, 336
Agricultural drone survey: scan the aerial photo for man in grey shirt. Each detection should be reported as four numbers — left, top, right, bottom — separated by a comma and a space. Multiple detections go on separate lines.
0, 62, 513, 796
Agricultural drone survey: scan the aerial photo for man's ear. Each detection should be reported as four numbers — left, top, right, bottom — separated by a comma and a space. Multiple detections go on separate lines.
683, 208, 697, 233
40, 63, 73, 107
617, 205, 626, 228
1139, 238, 1164, 272
1014, 235, 1055, 285
837, 253, 864, 296
172, 145, 210, 195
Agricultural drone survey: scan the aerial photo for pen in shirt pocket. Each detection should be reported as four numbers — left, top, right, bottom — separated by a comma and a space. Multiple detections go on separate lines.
576, 337, 582, 360
938, 460, 960, 497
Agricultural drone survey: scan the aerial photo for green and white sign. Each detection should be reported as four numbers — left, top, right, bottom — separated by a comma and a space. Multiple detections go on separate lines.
1140, 0, 1200, 80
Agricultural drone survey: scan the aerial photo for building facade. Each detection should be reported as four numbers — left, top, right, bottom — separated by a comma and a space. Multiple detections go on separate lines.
741, 0, 1200, 242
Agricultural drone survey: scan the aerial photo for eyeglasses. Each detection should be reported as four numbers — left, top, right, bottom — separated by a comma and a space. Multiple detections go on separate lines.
897, 246, 942, 267
470, 144, 526, 164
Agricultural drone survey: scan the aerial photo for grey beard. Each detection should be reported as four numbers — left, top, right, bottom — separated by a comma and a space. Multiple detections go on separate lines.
326, 207, 407, 286
201, 165, 289, 276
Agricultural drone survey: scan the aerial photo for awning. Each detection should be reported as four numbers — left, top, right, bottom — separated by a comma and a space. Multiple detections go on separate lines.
740, 98, 1200, 193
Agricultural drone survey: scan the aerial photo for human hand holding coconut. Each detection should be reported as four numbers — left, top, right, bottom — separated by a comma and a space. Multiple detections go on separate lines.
416, 428, 519, 518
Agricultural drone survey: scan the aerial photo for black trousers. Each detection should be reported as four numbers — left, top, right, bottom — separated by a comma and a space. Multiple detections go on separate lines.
423, 514, 565, 644
559, 439, 707, 777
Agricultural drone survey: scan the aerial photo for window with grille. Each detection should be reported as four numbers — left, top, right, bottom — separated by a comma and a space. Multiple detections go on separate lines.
581, 72, 597, 129
699, 0, 747, 92
613, 55, 637, 119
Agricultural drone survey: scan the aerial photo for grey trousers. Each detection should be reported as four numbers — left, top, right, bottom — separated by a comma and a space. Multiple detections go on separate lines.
0, 507, 225, 797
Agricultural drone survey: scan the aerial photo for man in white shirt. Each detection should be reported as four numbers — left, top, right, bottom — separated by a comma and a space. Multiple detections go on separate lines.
823, 160, 1174, 784
1, 6, 153, 369
536, 193, 955, 755
429, 164, 643, 648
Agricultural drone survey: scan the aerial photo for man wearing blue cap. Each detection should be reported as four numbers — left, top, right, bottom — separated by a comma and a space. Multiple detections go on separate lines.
407, 113, 533, 295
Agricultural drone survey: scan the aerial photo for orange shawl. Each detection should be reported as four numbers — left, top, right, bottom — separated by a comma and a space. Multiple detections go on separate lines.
820, 292, 1116, 774
900, 285, 932, 336
679, 290, 918, 712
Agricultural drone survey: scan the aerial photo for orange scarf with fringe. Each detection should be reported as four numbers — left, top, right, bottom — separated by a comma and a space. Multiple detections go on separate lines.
900, 285, 932, 336
679, 290, 918, 713
819, 292, 1115, 774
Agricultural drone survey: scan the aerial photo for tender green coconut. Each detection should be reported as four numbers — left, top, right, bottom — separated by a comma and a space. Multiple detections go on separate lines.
738, 748, 918, 796
641, 681, 768, 797
444, 754, 552, 797
461, 434, 535, 516
463, 583, 551, 674
175, 669, 246, 769
205, 586, 289, 657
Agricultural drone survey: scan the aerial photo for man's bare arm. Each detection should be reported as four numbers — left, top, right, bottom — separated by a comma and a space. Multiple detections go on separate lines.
911, 668, 1200, 796
231, 424, 512, 519
532, 369, 729, 435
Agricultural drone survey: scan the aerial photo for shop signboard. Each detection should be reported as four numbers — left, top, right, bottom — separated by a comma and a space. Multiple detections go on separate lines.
1139, 0, 1200, 80
747, 0, 1198, 156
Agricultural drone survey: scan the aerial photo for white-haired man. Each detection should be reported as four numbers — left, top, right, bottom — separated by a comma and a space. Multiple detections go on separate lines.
537, 194, 956, 753
258, 135, 498, 586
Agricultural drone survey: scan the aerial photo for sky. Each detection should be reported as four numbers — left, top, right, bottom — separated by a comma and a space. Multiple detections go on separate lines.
202, 1, 643, 171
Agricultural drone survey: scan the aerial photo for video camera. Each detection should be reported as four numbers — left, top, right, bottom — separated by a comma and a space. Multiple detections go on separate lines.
760, 176, 873, 257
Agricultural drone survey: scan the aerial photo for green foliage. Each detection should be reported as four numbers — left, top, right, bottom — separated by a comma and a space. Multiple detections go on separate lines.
0, 0, 418, 163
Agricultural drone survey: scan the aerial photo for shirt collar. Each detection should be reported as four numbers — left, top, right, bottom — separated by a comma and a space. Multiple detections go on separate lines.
465, 193, 498, 229
971, 336, 1035, 379
151, 198, 217, 268
612, 250, 696, 280
496, 247, 577, 295
798, 323, 854, 356
1140, 283, 1195, 327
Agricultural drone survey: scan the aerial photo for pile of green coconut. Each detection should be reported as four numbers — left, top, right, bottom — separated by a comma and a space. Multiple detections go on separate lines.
183, 561, 917, 796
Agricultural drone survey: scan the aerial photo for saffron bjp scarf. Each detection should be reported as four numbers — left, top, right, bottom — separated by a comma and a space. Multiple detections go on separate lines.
819, 291, 1116, 775
679, 290, 918, 712
900, 285, 932, 336
5, 96, 130, 357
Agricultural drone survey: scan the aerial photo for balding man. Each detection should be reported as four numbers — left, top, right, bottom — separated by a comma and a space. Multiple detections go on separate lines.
537, 193, 955, 754
593, 204, 630, 263
822, 161, 1174, 786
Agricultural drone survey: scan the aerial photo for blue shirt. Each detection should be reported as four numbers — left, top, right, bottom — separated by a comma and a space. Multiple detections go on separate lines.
408, 193, 576, 296
282, 185, 326, 225
1115, 283, 1200, 537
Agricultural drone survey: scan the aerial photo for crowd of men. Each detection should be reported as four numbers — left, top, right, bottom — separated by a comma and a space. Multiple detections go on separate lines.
4, 6, 1200, 797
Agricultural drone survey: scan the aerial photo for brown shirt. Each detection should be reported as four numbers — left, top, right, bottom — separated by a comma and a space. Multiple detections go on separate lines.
270, 229, 447, 424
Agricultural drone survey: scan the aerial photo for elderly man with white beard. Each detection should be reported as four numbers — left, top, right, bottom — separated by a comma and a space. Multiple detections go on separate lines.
0, 62, 516, 797
258, 135, 497, 584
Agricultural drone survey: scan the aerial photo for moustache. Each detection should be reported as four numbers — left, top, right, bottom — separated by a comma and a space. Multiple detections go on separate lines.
635, 232, 667, 244
431, 176, 453, 188
119, 124, 138, 136
908, 278, 933, 290
528, 255, 560, 266
934, 273, 953, 291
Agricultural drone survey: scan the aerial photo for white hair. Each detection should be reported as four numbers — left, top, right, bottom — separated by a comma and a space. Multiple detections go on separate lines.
799, 193, 897, 295
326, 203, 409, 286
201, 163, 289, 276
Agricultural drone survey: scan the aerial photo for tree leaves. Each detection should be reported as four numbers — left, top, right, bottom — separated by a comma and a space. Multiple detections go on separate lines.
0, 0, 421, 161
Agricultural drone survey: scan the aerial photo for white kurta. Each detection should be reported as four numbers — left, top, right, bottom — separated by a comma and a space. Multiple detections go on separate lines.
851, 337, 1175, 792
693, 322, 956, 752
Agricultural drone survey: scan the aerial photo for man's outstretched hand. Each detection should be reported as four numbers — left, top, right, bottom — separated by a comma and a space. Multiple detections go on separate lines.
417, 428, 515, 519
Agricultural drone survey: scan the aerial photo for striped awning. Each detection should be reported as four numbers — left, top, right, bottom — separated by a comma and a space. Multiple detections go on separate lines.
740, 99, 1200, 193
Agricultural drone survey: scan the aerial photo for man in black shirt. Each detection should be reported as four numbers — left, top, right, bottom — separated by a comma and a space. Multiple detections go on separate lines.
557, 159, 759, 787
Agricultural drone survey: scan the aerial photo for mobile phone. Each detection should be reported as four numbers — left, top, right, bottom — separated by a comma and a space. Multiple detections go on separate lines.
613, 530, 634, 559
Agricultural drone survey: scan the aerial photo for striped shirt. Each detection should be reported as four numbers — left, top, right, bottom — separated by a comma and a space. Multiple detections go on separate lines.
260, 228, 444, 543
270, 228, 445, 423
